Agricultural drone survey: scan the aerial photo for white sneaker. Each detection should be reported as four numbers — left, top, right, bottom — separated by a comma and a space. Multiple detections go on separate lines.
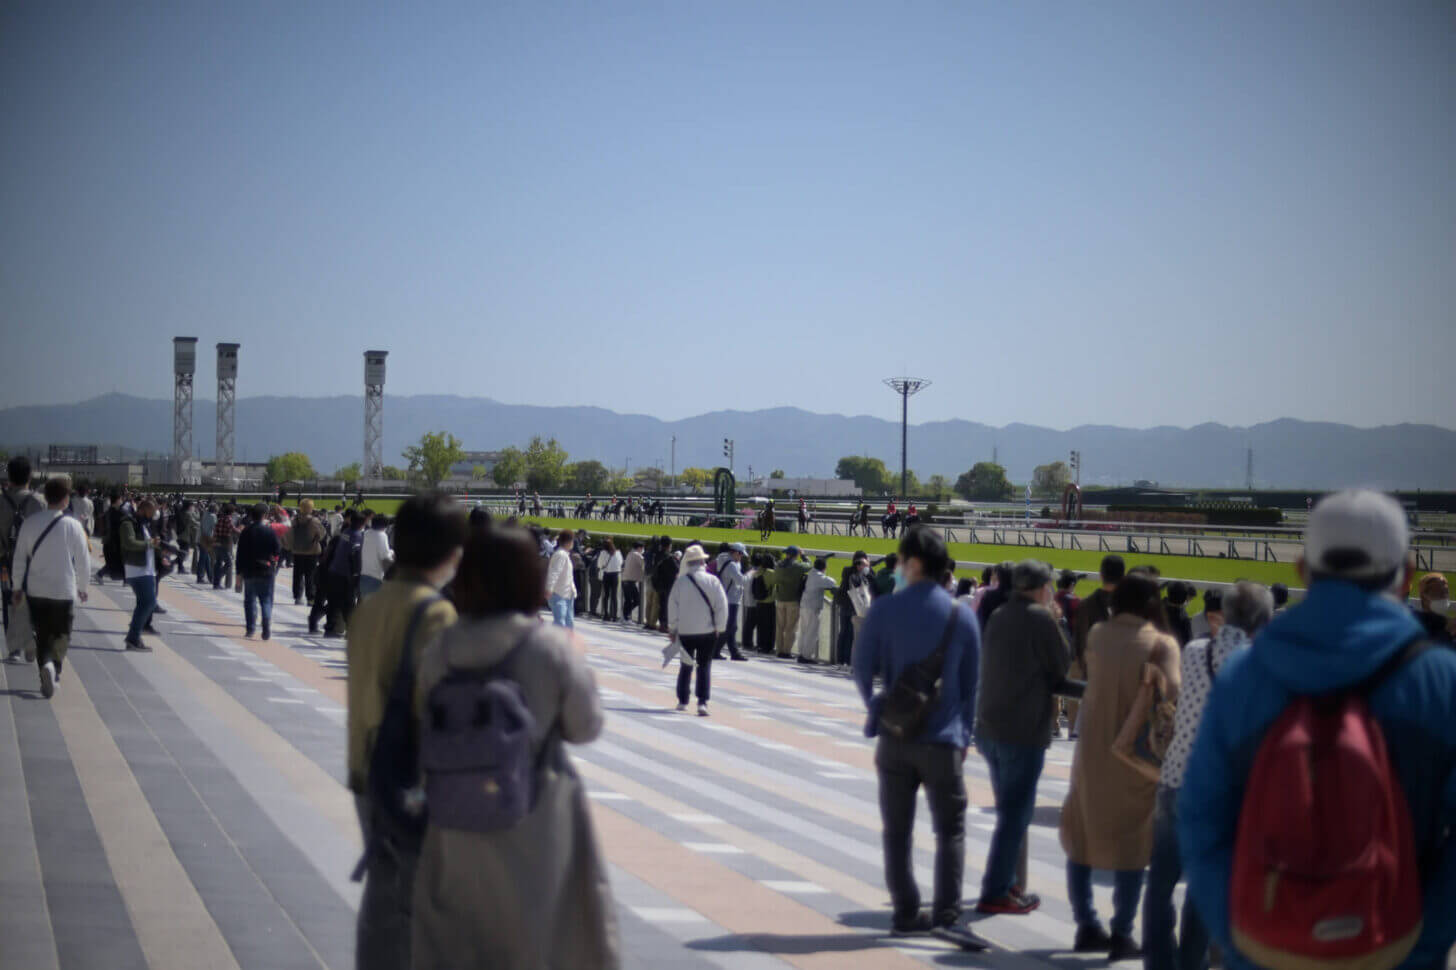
697, 703, 709, 717
40, 661, 55, 699
675, 702, 688, 712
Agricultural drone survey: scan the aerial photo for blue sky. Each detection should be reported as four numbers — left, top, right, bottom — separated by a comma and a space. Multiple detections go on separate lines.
2, 2, 1452, 430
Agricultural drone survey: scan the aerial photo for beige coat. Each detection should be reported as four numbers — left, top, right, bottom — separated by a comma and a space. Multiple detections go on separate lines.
1059, 614, 1181, 870
410, 614, 619, 970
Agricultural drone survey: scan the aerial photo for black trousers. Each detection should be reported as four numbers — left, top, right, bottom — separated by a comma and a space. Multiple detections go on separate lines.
311, 573, 355, 633
754, 602, 776, 653
588, 573, 602, 615
292, 553, 319, 603
574, 571, 587, 615
675, 633, 716, 704
875, 736, 968, 927
715, 605, 741, 658
836, 607, 857, 665
601, 574, 619, 619
742, 601, 756, 651
621, 580, 640, 622
27, 597, 72, 676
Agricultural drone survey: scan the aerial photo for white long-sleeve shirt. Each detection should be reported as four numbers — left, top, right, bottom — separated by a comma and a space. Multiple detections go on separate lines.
667, 565, 728, 637
546, 548, 577, 599
13, 509, 90, 601
800, 569, 838, 612
597, 550, 623, 574
361, 528, 394, 580
719, 559, 747, 605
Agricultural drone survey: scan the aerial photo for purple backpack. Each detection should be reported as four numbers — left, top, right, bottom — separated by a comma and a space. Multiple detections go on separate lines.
420, 637, 539, 833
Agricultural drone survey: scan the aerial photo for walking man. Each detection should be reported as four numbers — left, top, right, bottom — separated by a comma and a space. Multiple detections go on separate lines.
853, 527, 986, 949
620, 540, 645, 623
11, 477, 89, 696
290, 499, 326, 604
236, 503, 281, 640
668, 544, 728, 716
120, 498, 162, 651
545, 529, 577, 628
1, 456, 46, 653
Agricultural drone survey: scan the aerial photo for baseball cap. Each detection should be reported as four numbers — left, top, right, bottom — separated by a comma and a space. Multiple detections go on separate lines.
1304, 490, 1409, 583
729, 542, 747, 554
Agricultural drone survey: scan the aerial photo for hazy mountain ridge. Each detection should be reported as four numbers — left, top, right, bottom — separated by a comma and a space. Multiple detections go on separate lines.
0, 393, 1451, 489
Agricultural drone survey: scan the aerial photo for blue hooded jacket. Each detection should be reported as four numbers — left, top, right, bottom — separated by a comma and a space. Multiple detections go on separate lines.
1178, 581, 1456, 970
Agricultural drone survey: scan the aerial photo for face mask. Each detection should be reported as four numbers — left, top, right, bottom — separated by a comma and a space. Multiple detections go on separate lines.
1430, 599, 1455, 617
892, 566, 908, 593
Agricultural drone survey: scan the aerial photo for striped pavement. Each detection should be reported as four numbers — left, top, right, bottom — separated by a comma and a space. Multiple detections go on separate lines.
2, 563, 1179, 970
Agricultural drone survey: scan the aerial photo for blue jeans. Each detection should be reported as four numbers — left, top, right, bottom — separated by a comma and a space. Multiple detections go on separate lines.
1144, 787, 1208, 970
194, 545, 211, 581
1067, 861, 1145, 938
243, 576, 274, 633
978, 739, 1046, 900
357, 575, 383, 599
212, 545, 233, 588
548, 595, 574, 628
126, 575, 157, 643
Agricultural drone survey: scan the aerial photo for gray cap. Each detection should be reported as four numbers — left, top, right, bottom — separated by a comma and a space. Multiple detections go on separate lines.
729, 542, 747, 554
1012, 559, 1054, 591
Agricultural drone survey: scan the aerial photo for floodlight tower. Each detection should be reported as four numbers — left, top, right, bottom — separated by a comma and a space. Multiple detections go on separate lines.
364, 351, 388, 481
172, 337, 198, 483
883, 376, 930, 501
216, 343, 239, 483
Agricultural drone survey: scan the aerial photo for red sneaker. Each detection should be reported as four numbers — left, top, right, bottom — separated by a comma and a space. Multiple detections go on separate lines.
975, 891, 1041, 915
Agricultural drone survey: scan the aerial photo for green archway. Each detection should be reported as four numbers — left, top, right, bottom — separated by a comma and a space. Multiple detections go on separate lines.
713, 467, 736, 518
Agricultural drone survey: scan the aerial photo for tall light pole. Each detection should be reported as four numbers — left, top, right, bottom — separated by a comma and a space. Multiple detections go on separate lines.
216, 343, 239, 484
883, 377, 930, 501
364, 351, 388, 481
723, 438, 734, 475
172, 337, 197, 484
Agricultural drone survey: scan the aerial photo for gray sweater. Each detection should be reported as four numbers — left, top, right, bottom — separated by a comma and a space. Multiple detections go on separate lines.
974, 595, 1072, 749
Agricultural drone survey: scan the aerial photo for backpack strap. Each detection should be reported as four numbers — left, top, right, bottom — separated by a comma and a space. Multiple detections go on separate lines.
1203, 640, 1216, 683
21, 514, 67, 597
1354, 636, 1433, 698
923, 603, 962, 677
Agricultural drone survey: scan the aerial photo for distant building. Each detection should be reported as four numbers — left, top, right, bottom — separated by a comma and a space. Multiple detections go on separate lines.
447, 450, 503, 483
748, 477, 861, 498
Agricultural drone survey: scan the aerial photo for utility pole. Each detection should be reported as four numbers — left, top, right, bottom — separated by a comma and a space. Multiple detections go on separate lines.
1246, 446, 1254, 491
883, 377, 930, 502
670, 435, 676, 488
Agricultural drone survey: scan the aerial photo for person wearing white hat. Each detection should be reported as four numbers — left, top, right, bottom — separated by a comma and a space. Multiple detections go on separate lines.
667, 544, 728, 716
1179, 490, 1456, 970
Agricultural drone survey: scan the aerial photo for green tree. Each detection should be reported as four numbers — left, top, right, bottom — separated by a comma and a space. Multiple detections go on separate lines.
955, 462, 1014, 501
680, 467, 713, 492
402, 430, 465, 486
381, 465, 408, 481
265, 452, 316, 484
524, 436, 569, 492
925, 474, 952, 501
635, 467, 664, 489
900, 470, 921, 497
334, 462, 362, 484
606, 474, 635, 493
471, 465, 489, 481
491, 446, 526, 488
835, 455, 894, 494
567, 459, 610, 494
769, 469, 785, 479
1032, 461, 1072, 497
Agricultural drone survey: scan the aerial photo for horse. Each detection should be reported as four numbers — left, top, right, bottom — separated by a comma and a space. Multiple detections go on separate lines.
848, 505, 870, 536
881, 510, 902, 538
902, 513, 921, 537
757, 507, 777, 541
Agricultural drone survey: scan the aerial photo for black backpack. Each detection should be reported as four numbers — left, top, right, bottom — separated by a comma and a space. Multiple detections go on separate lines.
878, 605, 963, 742
3, 491, 29, 566
353, 596, 442, 880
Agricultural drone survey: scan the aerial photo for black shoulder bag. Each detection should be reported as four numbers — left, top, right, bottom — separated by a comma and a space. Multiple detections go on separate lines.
878, 605, 962, 741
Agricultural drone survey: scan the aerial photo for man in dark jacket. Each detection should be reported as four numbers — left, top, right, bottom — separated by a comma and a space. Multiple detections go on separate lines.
311, 512, 363, 636
290, 500, 327, 606
974, 560, 1071, 916
0, 456, 46, 643
236, 503, 281, 640
1180, 491, 1456, 970
834, 551, 872, 665
1068, 555, 1124, 733
974, 561, 1015, 630
650, 538, 678, 632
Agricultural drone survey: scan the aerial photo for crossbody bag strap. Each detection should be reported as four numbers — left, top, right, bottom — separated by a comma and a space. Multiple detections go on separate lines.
924, 603, 961, 677
21, 514, 67, 597
686, 573, 716, 627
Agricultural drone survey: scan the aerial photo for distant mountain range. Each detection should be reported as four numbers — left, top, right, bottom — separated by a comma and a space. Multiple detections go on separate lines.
0, 393, 1451, 489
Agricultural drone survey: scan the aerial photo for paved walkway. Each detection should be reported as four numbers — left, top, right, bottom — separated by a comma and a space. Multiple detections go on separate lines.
2, 567, 1159, 970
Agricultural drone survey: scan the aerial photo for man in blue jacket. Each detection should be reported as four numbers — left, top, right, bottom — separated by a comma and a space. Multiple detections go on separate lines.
853, 526, 985, 949
1179, 490, 1456, 970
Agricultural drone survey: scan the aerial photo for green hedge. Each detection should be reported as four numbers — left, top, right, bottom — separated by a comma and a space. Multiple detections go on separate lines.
1109, 504, 1284, 527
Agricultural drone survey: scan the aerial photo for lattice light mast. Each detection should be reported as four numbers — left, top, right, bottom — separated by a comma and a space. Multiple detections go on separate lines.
216, 343, 239, 483
364, 351, 388, 481
882, 377, 930, 502
172, 337, 198, 483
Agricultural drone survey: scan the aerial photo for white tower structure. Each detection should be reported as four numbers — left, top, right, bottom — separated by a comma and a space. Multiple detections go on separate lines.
216, 343, 239, 483
172, 337, 197, 483
364, 350, 388, 481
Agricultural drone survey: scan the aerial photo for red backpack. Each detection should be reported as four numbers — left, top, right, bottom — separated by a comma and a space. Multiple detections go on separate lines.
1231, 639, 1430, 970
